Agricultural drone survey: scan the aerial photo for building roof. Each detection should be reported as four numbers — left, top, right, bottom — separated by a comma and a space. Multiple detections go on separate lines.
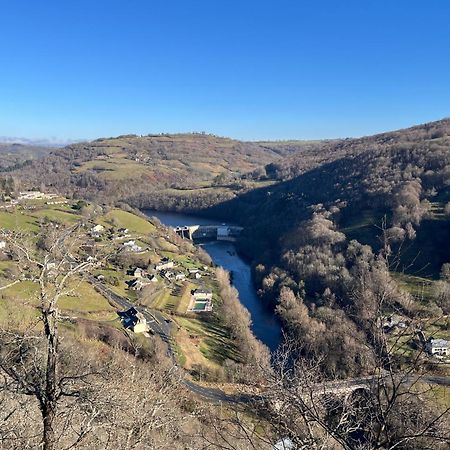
194, 288, 212, 294
124, 306, 139, 316
428, 338, 449, 348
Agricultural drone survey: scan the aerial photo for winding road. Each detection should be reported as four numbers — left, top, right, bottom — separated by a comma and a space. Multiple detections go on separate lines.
89, 277, 450, 404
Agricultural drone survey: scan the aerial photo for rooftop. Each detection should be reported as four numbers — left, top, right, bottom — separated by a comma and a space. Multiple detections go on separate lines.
428, 338, 449, 348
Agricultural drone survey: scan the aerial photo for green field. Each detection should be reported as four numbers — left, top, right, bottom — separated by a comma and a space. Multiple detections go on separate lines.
59, 281, 115, 314
30, 208, 80, 224
0, 210, 39, 231
100, 209, 156, 234
175, 316, 240, 365
392, 273, 435, 302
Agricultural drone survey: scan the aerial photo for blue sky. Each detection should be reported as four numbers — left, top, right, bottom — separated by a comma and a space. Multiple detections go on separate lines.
0, 0, 449, 141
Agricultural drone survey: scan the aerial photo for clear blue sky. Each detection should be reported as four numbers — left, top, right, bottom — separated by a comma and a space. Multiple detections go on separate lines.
1, 0, 449, 141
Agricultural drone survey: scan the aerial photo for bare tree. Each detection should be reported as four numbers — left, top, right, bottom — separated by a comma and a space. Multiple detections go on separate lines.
0, 224, 104, 449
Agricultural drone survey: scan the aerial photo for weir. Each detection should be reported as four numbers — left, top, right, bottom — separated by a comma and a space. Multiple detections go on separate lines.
174, 224, 244, 242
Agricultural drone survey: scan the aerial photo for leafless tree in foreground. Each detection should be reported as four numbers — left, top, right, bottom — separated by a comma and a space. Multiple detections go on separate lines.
0, 224, 105, 450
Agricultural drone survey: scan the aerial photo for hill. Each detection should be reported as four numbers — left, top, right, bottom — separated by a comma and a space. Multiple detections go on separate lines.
202, 118, 450, 377
10, 133, 319, 207
207, 118, 450, 262
0, 142, 52, 171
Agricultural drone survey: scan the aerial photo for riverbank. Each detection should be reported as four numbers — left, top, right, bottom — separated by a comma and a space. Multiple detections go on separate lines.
142, 209, 282, 352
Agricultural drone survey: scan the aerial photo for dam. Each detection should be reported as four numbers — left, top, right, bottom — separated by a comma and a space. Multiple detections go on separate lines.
174, 224, 244, 242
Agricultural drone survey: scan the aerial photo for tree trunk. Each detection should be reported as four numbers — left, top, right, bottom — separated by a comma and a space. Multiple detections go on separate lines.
41, 307, 58, 450
42, 403, 56, 450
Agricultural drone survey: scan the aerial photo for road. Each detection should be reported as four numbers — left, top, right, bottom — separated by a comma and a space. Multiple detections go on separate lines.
89, 277, 450, 404
88, 276, 172, 343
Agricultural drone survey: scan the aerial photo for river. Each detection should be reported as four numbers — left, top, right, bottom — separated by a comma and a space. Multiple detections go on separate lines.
143, 209, 282, 352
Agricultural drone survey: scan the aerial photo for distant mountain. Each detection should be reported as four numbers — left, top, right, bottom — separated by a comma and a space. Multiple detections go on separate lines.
0, 136, 80, 147
0, 142, 54, 171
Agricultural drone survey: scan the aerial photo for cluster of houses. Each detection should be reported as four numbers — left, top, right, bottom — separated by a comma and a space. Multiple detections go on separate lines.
125, 257, 205, 291
381, 315, 449, 360
0, 191, 67, 209
123, 256, 214, 313
126, 266, 158, 291
156, 258, 187, 282
89, 224, 144, 253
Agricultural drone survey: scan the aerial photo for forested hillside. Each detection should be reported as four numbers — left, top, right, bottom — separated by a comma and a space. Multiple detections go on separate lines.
9, 133, 319, 207
206, 118, 450, 377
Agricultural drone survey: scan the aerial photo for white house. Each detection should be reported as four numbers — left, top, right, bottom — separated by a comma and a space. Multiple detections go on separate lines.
193, 288, 213, 301
91, 224, 104, 233
123, 240, 143, 252
128, 278, 152, 291
131, 267, 145, 278
274, 438, 294, 450
0, 241, 6, 250
155, 258, 174, 271
91, 224, 105, 237
189, 269, 202, 279
425, 338, 449, 357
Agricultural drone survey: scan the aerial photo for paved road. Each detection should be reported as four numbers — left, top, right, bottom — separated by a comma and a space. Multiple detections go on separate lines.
89, 277, 172, 343
89, 277, 450, 404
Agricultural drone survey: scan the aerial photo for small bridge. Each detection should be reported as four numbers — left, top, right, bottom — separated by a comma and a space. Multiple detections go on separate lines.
174, 225, 243, 242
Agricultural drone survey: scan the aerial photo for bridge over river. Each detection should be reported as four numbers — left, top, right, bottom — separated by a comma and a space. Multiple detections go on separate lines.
174, 224, 244, 242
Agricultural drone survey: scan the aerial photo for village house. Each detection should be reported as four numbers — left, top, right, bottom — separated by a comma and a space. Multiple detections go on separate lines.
155, 257, 174, 271
274, 438, 294, 450
425, 338, 450, 357
129, 267, 145, 278
123, 240, 143, 252
161, 270, 174, 281
127, 278, 152, 291
119, 307, 148, 334
193, 288, 213, 301
189, 269, 202, 279
381, 314, 408, 332
175, 272, 186, 281
113, 228, 130, 240
0, 241, 6, 250
90, 224, 105, 237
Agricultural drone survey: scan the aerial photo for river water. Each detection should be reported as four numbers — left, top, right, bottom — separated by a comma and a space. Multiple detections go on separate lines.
142, 209, 282, 352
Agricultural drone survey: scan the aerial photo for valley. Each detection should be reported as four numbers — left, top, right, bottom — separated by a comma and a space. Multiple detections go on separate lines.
1, 118, 449, 449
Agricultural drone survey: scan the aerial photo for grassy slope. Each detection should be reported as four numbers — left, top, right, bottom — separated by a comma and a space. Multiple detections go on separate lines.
0, 200, 241, 375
